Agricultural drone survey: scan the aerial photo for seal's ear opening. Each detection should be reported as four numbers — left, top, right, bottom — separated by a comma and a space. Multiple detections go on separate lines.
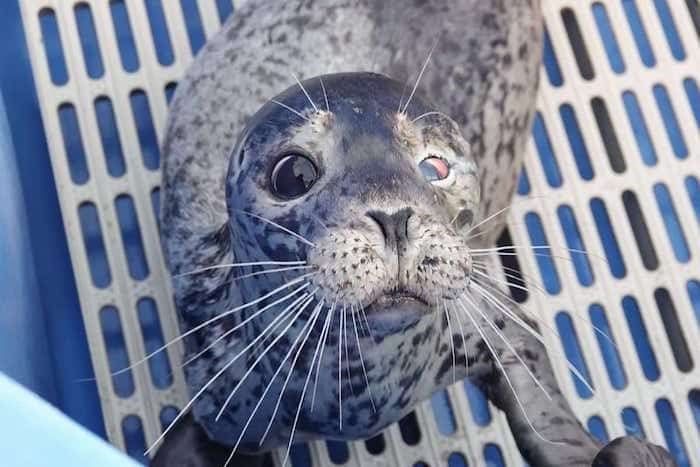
150, 412, 274, 467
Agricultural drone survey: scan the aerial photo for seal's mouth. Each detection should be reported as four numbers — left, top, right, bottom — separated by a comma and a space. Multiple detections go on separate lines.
363, 288, 430, 336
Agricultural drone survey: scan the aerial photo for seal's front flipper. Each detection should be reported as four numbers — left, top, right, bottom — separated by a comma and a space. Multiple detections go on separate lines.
593, 436, 678, 467
150, 412, 270, 467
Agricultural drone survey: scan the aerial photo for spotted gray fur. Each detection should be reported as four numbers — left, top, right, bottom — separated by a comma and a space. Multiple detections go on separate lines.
154, 1, 677, 466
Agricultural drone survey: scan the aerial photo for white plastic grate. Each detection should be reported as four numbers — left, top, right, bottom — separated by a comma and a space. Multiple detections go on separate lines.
18, 0, 700, 466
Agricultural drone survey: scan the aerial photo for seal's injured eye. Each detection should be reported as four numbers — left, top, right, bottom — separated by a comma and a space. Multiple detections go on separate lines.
270, 153, 319, 199
419, 156, 449, 182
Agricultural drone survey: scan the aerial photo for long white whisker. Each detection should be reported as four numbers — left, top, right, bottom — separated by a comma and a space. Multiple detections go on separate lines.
222, 298, 323, 467
144, 282, 313, 456
357, 301, 372, 339
227, 265, 313, 284
451, 300, 469, 372
337, 301, 344, 430
183, 285, 311, 368
271, 99, 309, 121
402, 38, 440, 114
460, 291, 552, 401
471, 250, 583, 265
311, 297, 337, 412
411, 111, 452, 124
351, 305, 376, 412
464, 196, 549, 233
342, 305, 354, 396
281, 302, 333, 467
293, 73, 319, 112
471, 265, 616, 350
173, 260, 306, 278
443, 299, 457, 384
259, 300, 326, 445
471, 279, 597, 397
319, 77, 330, 112
214, 293, 317, 420
114, 273, 316, 378
470, 245, 609, 266
457, 295, 561, 446
234, 209, 316, 248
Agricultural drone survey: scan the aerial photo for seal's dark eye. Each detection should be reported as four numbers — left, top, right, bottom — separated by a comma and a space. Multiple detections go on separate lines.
270, 153, 318, 199
419, 156, 449, 182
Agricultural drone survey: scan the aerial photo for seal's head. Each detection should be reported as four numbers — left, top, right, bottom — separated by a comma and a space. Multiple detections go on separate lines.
227, 72, 479, 336
196, 72, 481, 450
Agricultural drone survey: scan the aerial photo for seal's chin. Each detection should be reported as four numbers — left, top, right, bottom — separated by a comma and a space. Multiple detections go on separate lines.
363, 291, 431, 337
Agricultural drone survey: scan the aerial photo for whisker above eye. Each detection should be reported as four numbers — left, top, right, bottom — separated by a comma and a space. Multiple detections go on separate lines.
402, 37, 440, 114
411, 111, 451, 124
233, 208, 316, 248
270, 98, 310, 122
292, 72, 319, 112
319, 76, 330, 113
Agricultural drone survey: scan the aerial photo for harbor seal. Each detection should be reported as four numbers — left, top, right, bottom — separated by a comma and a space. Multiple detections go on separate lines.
152, 1, 677, 466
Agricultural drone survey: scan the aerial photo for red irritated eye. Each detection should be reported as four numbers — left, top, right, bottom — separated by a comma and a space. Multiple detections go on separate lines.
418, 156, 449, 182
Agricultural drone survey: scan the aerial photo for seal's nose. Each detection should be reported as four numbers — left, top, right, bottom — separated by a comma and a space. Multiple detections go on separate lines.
366, 207, 413, 251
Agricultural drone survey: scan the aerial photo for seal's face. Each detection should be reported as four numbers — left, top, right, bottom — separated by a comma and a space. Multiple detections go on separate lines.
201, 73, 480, 448
228, 73, 479, 336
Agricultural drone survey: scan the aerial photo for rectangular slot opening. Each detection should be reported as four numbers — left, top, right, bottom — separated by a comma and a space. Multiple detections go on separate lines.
591, 97, 625, 173
74, 3, 104, 79
622, 296, 660, 381
99, 306, 134, 397
622, 0, 657, 67
654, 288, 693, 372
532, 112, 563, 188
78, 202, 112, 288
115, 194, 150, 280
653, 183, 690, 263
555, 311, 594, 398
39, 8, 69, 85
591, 2, 626, 73
561, 8, 595, 80
525, 212, 561, 294
622, 190, 659, 271
130, 90, 160, 170
58, 103, 90, 184
137, 297, 172, 388
94, 96, 126, 177
180, 0, 206, 54
110, 0, 140, 72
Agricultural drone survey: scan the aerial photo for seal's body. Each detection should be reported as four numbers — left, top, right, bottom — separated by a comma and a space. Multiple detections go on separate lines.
155, 1, 676, 466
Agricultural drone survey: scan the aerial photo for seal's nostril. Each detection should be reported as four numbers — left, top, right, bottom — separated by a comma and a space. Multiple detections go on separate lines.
366, 208, 414, 249
393, 207, 413, 244
367, 210, 392, 245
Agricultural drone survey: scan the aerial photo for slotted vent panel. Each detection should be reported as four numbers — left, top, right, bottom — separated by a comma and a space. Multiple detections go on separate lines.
18, 1, 700, 466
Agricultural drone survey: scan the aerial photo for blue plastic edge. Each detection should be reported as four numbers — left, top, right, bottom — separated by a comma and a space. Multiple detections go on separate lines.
0, 0, 105, 438
0, 372, 138, 467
